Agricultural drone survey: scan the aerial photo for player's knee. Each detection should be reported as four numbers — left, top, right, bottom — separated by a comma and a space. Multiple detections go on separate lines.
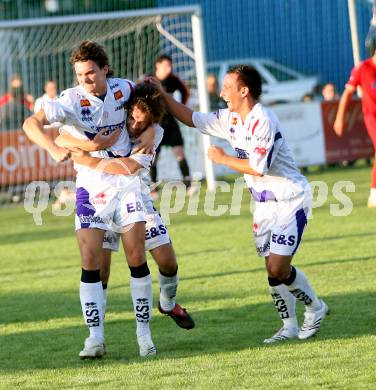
80, 246, 99, 268
267, 264, 290, 281
126, 245, 146, 267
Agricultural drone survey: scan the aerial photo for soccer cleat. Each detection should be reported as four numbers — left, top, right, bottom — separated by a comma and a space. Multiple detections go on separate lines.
298, 299, 329, 340
79, 337, 105, 359
137, 333, 157, 357
263, 326, 299, 344
158, 303, 195, 330
367, 195, 376, 208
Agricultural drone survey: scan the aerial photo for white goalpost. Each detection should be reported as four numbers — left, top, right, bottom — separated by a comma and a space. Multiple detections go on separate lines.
0, 5, 216, 200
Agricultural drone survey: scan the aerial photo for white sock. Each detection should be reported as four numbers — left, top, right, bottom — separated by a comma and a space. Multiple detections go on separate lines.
130, 274, 153, 337
80, 281, 104, 341
102, 287, 108, 321
286, 267, 321, 312
370, 188, 376, 197
158, 270, 178, 312
269, 284, 298, 329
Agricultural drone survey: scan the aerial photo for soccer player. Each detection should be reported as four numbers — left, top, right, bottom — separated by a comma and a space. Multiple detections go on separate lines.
334, 30, 376, 207
149, 65, 329, 343
57, 83, 195, 330
23, 41, 157, 358
151, 54, 195, 196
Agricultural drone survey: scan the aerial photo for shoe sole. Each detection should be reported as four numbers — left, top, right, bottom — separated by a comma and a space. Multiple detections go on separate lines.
298, 301, 330, 340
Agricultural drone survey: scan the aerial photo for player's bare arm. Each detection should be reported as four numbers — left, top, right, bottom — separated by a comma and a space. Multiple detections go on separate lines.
23, 109, 71, 162
148, 77, 195, 127
334, 87, 355, 137
55, 127, 121, 152
208, 146, 262, 176
70, 148, 142, 175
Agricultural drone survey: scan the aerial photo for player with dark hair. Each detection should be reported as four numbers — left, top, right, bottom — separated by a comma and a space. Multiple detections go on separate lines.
334, 19, 376, 207
23, 41, 156, 359
151, 54, 196, 196
149, 64, 328, 343
62, 83, 195, 331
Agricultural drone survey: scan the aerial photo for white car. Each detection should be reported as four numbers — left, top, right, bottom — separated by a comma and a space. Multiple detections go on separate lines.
207, 58, 319, 104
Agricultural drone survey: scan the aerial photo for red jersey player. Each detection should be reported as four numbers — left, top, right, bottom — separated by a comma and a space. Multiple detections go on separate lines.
334, 28, 376, 207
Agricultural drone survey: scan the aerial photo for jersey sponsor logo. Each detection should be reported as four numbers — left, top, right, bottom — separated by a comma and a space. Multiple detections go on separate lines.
256, 242, 270, 255
95, 120, 126, 134
78, 214, 108, 225
145, 224, 167, 240
234, 147, 249, 159
114, 90, 123, 100
80, 99, 91, 107
126, 201, 144, 213
231, 116, 238, 125
115, 104, 124, 111
271, 234, 296, 246
253, 146, 267, 155
290, 288, 312, 305
93, 192, 107, 205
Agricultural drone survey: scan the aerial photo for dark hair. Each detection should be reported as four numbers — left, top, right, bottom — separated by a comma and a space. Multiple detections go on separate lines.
70, 40, 113, 77
127, 83, 166, 124
155, 54, 172, 65
227, 65, 262, 100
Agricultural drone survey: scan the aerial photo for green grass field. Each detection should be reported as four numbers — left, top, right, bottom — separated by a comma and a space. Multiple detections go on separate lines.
1, 165, 376, 389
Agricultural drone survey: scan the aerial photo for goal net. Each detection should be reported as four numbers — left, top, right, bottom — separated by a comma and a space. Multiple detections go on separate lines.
0, 5, 213, 203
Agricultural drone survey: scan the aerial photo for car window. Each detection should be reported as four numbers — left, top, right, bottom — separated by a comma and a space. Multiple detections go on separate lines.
262, 63, 297, 82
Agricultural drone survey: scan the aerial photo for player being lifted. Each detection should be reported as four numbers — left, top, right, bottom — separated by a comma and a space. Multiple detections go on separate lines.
23, 41, 156, 358
149, 65, 329, 343
56, 83, 195, 331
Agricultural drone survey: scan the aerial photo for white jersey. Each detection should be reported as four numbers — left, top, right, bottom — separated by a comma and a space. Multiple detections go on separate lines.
192, 103, 309, 201
34, 94, 57, 113
45, 78, 137, 189
129, 126, 164, 212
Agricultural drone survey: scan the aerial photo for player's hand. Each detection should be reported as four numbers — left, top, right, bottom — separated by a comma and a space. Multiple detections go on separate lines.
69, 147, 89, 162
50, 145, 71, 162
133, 125, 155, 154
333, 119, 344, 137
93, 127, 121, 150
144, 76, 163, 91
208, 146, 227, 164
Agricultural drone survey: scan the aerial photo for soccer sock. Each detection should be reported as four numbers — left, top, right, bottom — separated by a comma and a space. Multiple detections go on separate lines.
80, 269, 104, 341
129, 263, 153, 337
370, 187, 376, 198
268, 277, 298, 329
178, 158, 191, 187
284, 266, 321, 312
158, 268, 178, 312
102, 282, 108, 321
371, 159, 376, 189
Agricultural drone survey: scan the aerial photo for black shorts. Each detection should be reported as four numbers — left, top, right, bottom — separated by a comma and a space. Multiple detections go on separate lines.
160, 113, 184, 147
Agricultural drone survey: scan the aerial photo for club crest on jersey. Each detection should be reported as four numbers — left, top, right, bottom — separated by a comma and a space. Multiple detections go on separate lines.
231, 116, 238, 125
114, 90, 123, 100
80, 99, 91, 107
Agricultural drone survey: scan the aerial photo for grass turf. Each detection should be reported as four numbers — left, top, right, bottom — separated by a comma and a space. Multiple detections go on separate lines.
1, 164, 376, 389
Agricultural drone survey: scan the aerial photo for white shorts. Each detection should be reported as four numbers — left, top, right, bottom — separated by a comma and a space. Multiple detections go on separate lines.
103, 208, 170, 252
252, 194, 311, 257
75, 184, 146, 232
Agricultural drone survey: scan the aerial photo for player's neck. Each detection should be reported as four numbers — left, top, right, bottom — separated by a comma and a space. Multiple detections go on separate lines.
237, 99, 257, 124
